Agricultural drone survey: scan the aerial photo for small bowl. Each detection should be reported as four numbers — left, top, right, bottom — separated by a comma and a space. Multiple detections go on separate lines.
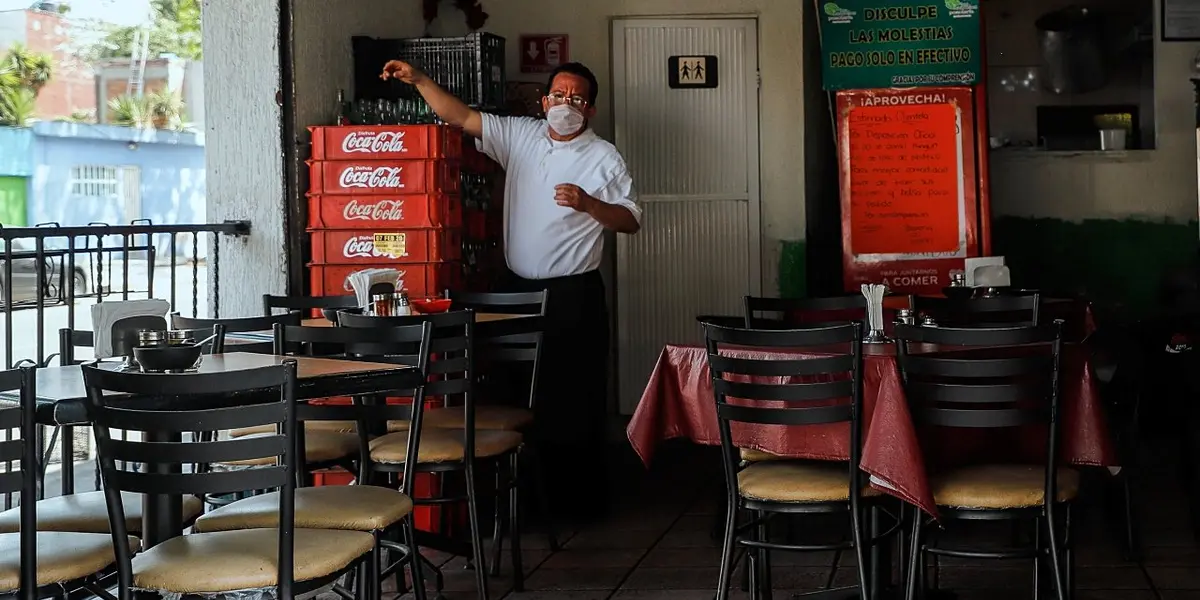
133, 344, 203, 372
412, 298, 452, 314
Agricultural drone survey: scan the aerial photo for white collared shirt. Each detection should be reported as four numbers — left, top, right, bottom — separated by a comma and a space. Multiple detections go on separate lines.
476, 113, 641, 280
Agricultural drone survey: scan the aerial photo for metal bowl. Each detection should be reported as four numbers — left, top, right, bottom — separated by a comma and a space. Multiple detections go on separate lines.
133, 344, 203, 372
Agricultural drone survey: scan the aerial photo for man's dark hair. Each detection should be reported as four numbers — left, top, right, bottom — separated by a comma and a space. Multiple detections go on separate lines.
547, 62, 599, 106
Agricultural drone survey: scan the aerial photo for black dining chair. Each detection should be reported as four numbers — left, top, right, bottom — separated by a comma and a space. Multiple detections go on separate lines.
909, 292, 1041, 327
743, 295, 868, 329
192, 320, 435, 600
339, 309, 520, 599
82, 360, 377, 600
171, 311, 303, 354
0, 329, 208, 539
0, 366, 124, 600
443, 290, 561, 564
895, 321, 1071, 600
262, 293, 359, 316
704, 321, 890, 600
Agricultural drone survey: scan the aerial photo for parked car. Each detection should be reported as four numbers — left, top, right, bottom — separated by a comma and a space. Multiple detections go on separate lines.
0, 238, 90, 306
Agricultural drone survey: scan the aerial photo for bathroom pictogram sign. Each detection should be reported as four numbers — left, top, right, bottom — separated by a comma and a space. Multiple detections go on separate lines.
668, 55, 719, 89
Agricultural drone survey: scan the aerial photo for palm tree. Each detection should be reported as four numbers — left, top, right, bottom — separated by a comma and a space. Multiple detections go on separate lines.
0, 87, 37, 127
4, 43, 53, 94
108, 94, 152, 128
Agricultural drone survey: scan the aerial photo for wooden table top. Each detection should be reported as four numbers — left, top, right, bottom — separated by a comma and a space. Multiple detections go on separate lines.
13, 352, 414, 404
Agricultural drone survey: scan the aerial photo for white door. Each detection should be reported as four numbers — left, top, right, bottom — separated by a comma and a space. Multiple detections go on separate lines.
120, 165, 141, 223
613, 18, 761, 414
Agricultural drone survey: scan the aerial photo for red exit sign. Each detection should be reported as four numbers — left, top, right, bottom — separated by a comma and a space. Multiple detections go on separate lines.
519, 34, 569, 73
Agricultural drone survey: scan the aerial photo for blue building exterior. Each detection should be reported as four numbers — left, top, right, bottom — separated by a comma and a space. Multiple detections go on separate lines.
27, 122, 206, 228
0, 122, 206, 256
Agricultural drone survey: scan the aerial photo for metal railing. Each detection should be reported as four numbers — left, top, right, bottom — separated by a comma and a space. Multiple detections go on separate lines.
0, 219, 252, 505
0, 220, 251, 369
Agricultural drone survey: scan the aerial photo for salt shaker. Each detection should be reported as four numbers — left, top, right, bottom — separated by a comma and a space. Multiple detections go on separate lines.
895, 309, 915, 326
920, 315, 938, 327
394, 292, 412, 316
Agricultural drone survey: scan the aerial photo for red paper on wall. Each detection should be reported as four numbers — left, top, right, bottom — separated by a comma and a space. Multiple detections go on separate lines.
847, 102, 960, 255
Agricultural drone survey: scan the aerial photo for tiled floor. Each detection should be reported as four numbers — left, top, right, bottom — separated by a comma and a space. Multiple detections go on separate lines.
399, 442, 1200, 600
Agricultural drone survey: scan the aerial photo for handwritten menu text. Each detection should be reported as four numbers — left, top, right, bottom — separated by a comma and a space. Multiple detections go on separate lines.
847, 101, 960, 256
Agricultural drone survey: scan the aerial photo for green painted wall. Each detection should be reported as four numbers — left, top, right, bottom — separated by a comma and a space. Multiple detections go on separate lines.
779, 239, 807, 298
992, 216, 1198, 316
0, 177, 26, 227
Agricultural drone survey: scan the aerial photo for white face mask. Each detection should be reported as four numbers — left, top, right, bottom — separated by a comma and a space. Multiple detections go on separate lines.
546, 104, 585, 136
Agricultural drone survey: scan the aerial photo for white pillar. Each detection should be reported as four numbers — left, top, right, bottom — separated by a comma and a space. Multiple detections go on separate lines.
202, 0, 286, 317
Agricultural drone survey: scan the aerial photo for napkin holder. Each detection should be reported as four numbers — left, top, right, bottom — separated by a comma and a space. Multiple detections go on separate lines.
860, 284, 891, 344
863, 328, 889, 344
368, 281, 396, 297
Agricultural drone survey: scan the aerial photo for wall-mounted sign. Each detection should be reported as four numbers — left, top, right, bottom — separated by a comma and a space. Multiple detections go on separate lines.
1163, 0, 1200, 41
836, 87, 983, 296
668, 55, 719, 89
818, 0, 982, 91
519, 34, 569, 73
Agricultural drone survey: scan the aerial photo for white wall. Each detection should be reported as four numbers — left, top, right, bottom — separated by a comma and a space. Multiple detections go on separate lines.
989, 1, 1200, 223
202, 0, 286, 317
293, 0, 806, 295
0, 10, 26, 49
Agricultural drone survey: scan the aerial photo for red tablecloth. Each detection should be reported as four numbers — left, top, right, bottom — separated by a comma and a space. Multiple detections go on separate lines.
626, 342, 1117, 517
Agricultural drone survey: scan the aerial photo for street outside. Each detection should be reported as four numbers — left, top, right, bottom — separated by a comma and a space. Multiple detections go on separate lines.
0, 261, 210, 367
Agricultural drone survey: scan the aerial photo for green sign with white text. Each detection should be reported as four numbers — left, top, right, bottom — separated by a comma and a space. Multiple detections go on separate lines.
818, 0, 981, 91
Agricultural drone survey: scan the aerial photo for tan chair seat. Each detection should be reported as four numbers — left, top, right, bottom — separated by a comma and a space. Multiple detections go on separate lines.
369, 429, 522, 464
132, 528, 373, 594
422, 405, 534, 431
739, 448, 790, 462
931, 464, 1080, 509
0, 491, 203, 534
193, 485, 414, 533
0, 532, 138, 590
230, 420, 359, 438
738, 461, 882, 503
386, 420, 411, 433
220, 431, 360, 466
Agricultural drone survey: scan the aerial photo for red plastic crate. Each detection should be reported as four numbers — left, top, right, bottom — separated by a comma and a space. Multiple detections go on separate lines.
309, 229, 462, 265
309, 125, 463, 161
308, 194, 462, 230
309, 261, 463, 298
308, 160, 460, 195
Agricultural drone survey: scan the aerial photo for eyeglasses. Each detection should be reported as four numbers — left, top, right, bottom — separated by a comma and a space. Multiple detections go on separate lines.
545, 92, 588, 108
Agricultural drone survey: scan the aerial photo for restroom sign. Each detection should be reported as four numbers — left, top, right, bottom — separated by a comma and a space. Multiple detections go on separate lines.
668, 55, 719, 89
519, 34, 569, 73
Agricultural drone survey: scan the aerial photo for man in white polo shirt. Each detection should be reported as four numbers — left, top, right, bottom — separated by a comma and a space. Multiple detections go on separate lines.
381, 59, 641, 521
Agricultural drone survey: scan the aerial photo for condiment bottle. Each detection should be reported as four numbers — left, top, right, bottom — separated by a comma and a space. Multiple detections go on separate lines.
372, 293, 395, 317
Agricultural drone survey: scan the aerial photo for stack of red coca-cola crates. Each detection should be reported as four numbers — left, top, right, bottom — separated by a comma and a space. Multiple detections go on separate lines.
306, 124, 503, 297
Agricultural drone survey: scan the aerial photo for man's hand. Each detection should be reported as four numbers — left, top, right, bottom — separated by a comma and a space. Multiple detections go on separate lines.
380, 60, 427, 85
555, 183, 641, 233
554, 184, 594, 213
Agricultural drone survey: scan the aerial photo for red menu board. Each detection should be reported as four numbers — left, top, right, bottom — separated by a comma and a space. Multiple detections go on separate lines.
837, 87, 982, 296
847, 102, 961, 255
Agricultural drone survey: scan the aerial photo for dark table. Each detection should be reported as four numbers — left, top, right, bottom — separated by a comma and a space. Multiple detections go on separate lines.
3, 352, 422, 547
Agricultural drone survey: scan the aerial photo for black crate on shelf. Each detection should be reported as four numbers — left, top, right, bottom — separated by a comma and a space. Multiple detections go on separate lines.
353, 32, 506, 111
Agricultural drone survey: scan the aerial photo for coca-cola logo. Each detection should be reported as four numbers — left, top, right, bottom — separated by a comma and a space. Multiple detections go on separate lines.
338, 166, 405, 189
342, 236, 381, 258
343, 199, 405, 222
341, 131, 408, 154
